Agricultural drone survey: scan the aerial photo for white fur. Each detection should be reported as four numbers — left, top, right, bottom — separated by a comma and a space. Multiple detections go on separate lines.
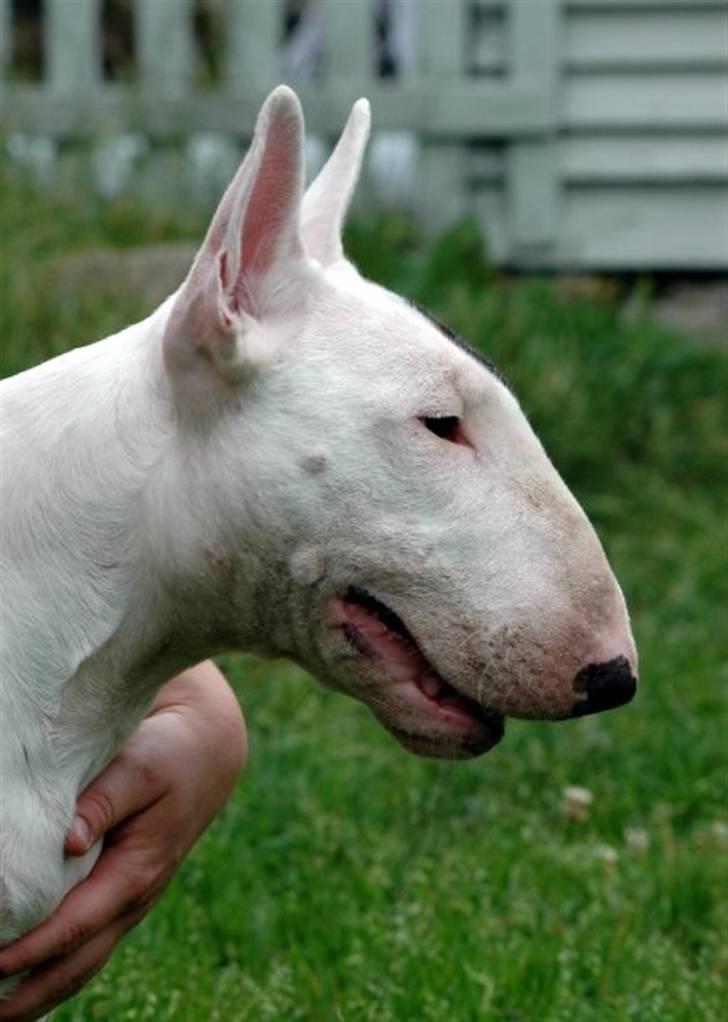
0, 87, 636, 980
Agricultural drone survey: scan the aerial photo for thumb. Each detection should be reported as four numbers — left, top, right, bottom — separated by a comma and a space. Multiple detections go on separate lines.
65, 748, 164, 856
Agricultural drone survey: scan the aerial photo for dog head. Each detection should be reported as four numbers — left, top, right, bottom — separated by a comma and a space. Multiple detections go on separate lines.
161, 86, 637, 759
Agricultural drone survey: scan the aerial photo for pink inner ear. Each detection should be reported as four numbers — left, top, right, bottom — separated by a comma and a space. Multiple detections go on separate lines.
231, 127, 302, 317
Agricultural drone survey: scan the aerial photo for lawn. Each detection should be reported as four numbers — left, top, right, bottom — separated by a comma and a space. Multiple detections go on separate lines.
2, 175, 726, 1022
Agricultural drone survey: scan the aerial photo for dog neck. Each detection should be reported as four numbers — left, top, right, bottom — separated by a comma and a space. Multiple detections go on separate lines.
1, 299, 265, 795
0, 299, 280, 948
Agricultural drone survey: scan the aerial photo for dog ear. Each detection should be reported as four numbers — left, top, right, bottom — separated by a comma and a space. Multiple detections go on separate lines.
301, 98, 371, 267
163, 85, 308, 385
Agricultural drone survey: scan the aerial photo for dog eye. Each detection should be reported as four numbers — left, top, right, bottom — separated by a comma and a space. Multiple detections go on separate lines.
420, 416, 462, 443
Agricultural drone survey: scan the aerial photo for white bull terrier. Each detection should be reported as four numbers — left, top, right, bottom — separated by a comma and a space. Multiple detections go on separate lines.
0, 86, 637, 977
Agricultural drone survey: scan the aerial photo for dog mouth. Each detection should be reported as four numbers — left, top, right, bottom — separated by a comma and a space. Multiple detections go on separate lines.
330, 585, 504, 758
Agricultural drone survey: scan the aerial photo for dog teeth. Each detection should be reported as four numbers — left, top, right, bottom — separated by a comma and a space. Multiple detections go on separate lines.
419, 673, 442, 699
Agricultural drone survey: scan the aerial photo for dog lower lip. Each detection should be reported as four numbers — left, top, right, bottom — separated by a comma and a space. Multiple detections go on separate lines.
391, 712, 504, 759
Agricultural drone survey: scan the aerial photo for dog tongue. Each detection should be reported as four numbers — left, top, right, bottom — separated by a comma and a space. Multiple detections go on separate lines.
338, 598, 431, 683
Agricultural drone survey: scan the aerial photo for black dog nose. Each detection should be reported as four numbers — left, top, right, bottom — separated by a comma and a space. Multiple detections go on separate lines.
569, 656, 637, 717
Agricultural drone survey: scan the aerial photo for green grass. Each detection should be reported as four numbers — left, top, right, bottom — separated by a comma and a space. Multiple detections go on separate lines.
2, 175, 726, 1022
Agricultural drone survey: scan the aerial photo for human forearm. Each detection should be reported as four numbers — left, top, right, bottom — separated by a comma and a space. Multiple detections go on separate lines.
0, 661, 247, 1021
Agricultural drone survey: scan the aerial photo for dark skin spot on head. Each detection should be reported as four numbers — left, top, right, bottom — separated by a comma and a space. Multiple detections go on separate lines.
408, 300, 512, 392
301, 454, 327, 475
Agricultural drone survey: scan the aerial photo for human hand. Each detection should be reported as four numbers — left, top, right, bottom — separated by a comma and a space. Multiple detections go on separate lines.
0, 661, 246, 1022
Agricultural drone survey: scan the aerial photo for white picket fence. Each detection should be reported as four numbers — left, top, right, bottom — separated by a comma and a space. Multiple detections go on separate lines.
2, 0, 727, 270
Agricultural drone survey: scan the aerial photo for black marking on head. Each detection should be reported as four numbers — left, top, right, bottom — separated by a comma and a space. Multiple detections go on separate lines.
408, 300, 511, 392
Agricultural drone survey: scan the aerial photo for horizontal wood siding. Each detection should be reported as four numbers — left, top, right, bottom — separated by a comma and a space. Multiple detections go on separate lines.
1, 0, 726, 270
561, 187, 728, 268
560, 136, 728, 183
563, 73, 727, 130
565, 0, 727, 11
469, 0, 728, 268
565, 7, 728, 68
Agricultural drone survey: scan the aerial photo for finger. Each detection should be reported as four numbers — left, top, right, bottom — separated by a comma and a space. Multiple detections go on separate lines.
65, 745, 166, 855
0, 845, 163, 979
0, 905, 146, 1022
